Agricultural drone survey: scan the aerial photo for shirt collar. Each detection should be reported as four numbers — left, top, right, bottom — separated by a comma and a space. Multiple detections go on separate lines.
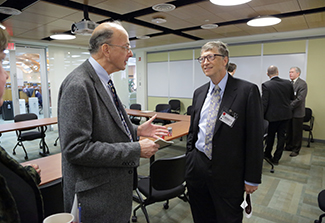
209, 72, 228, 95
89, 56, 111, 83
292, 77, 299, 83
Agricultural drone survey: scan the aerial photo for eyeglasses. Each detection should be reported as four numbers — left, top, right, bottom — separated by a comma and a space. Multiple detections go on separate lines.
106, 43, 132, 52
197, 54, 224, 63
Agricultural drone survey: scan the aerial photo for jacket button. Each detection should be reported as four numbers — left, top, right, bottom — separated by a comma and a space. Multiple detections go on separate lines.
128, 170, 133, 174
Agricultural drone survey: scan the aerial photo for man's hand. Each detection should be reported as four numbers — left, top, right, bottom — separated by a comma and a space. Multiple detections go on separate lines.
139, 138, 160, 158
137, 114, 168, 139
245, 184, 258, 194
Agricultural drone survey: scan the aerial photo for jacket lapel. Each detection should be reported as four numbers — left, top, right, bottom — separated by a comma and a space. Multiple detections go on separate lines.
85, 61, 128, 135
213, 75, 237, 134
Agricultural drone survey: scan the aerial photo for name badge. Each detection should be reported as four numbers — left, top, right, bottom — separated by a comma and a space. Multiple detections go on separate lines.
219, 111, 236, 127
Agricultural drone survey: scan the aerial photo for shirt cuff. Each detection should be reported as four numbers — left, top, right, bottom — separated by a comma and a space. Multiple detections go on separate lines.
245, 181, 259, 187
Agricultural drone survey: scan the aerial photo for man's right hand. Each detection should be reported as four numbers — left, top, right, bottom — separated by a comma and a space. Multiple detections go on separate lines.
139, 138, 159, 158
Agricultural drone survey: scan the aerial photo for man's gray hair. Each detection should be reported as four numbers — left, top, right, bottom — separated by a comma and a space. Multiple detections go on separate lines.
201, 41, 229, 69
290, 66, 301, 75
88, 21, 122, 54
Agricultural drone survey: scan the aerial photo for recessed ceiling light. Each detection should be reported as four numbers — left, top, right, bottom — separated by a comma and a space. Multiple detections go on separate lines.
247, 16, 281, 27
0, 7, 21, 15
50, 34, 76, 40
210, 0, 251, 6
201, 24, 218, 29
152, 3, 176, 12
151, 17, 167, 24
136, 35, 150, 40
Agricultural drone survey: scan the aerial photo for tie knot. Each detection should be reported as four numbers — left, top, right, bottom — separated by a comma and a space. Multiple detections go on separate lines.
212, 86, 221, 95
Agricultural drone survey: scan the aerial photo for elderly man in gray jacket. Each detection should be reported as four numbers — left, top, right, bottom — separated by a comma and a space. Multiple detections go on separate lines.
285, 66, 308, 157
58, 21, 167, 222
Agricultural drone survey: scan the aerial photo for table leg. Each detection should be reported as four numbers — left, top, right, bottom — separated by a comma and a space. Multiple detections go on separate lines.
39, 126, 50, 157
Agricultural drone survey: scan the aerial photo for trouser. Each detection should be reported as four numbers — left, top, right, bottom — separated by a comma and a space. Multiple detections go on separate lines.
185, 149, 243, 223
286, 117, 304, 153
264, 119, 289, 161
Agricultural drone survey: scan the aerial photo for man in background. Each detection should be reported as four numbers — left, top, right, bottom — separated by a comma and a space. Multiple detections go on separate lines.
58, 21, 167, 222
227, 62, 237, 76
285, 67, 308, 157
262, 65, 294, 165
185, 41, 264, 222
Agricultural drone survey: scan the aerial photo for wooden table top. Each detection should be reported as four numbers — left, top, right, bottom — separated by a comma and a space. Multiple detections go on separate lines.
0, 117, 58, 133
21, 153, 62, 186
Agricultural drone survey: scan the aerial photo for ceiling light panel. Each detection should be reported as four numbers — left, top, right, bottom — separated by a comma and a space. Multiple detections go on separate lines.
210, 0, 251, 6
247, 16, 282, 27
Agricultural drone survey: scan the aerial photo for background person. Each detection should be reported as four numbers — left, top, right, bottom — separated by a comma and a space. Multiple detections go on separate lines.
285, 67, 308, 157
227, 62, 237, 76
58, 21, 167, 222
0, 28, 43, 223
262, 65, 294, 165
185, 41, 264, 223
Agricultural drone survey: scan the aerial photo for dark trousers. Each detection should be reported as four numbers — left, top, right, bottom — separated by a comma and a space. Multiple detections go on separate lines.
264, 119, 289, 162
186, 149, 243, 223
286, 117, 304, 153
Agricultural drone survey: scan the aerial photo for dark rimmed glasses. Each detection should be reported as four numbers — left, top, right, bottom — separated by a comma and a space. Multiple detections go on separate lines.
197, 54, 224, 63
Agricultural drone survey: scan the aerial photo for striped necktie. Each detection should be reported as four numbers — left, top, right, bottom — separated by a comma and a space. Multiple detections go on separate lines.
107, 79, 133, 142
204, 86, 221, 159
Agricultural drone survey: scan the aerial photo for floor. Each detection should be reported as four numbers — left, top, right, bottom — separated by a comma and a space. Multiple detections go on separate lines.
1, 117, 324, 223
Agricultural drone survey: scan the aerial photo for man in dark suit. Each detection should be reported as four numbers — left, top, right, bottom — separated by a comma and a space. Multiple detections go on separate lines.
58, 21, 167, 222
285, 67, 308, 157
262, 65, 294, 165
185, 41, 264, 223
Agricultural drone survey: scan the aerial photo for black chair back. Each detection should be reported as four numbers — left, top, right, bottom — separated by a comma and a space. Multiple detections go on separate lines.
303, 107, 314, 147
153, 104, 171, 125
186, 105, 193, 116
40, 178, 64, 218
130, 103, 141, 110
155, 104, 171, 113
151, 154, 186, 191
304, 107, 312, 122
168, 100, 180, 114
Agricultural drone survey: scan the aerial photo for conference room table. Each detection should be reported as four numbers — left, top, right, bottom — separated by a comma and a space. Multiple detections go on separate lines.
20, 111, 190, 186
0, 117, 58, 156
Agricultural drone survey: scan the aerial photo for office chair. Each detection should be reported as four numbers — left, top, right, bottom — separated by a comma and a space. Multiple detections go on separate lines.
168, 99, 181, 114
13, 113, 46, 160
315, 190, 325, 223
185, 105, 193, 116
132, 154, 188, 223
152, 104, 171, 125
129, 103, 142, 125
263, 120, 274, 173
303, 107, 314, 147
40, 178, 64, 218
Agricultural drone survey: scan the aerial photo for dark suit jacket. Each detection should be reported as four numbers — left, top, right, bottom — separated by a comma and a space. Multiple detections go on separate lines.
262, 76, 294, 122
186, 74, 264, 198
58, 60, 140, 222
291, 77, 308, 118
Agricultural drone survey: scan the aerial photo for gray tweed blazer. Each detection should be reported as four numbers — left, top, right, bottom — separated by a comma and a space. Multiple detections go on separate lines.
58, 60, 140, 223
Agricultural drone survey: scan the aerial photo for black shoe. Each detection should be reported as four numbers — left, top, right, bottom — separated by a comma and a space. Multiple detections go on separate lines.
290, 152, 298, 157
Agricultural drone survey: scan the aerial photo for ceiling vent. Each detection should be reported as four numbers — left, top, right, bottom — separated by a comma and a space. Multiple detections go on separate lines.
152, 3, 176, 12
0, 6, 21, 15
